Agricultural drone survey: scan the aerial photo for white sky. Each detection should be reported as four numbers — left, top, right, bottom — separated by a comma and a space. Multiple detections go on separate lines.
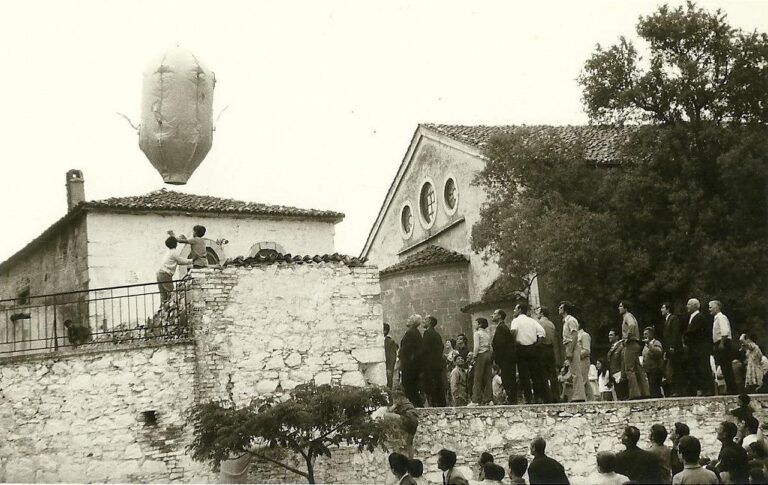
0, 1, 766, 263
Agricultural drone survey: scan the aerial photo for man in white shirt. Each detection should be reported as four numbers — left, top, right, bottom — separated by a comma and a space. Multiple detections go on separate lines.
510, 302, 547, 403
157, 236, 193, 304
709, 300, 737, 394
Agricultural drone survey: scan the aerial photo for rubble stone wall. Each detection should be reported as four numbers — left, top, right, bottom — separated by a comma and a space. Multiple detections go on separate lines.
411, 396, 768, 485
0, 342, 214, 483
244, 396, 768, 485
188, 263, 385, 406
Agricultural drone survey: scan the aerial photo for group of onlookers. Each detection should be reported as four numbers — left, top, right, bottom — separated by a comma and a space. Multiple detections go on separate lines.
383, 297, 767, 407
387, 395, 768, 484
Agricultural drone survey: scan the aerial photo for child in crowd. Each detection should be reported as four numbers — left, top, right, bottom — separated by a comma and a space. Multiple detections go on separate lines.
492, 365, 506, 405
593, 451, 629, 485
558, 360, 573, 402
508, 455, 528, 484
451, 356, 468, 406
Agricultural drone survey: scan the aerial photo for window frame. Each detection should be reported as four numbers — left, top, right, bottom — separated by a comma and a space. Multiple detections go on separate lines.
418, 178, 437, 230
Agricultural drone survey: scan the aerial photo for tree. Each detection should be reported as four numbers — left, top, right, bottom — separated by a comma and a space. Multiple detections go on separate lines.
472, 2, 768, 339
187, 383, 392, 483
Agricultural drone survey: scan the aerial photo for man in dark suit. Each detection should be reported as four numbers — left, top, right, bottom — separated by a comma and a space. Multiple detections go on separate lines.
683, 298, 713, 396
422, 315, 446, 407
615, 426, 664, 484
491, 309, 516, 404
399, 314, 424, 407
661, 302, 684, 396
527, 437, 569, 484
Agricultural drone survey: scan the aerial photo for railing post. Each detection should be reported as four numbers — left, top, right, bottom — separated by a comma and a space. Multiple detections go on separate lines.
52, 294, 58, 351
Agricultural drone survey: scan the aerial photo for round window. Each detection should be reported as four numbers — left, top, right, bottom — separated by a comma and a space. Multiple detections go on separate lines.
420, 182, 436, 224
444, 178, 458, 211
401, 205, 414, 237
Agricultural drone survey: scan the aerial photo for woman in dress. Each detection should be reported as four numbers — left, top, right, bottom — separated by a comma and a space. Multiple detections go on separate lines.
578, 320, 595, 401
740, 333, 765, 392
565, 320, 591, 402
596, 359, 613, 401
470, 318, 493, 405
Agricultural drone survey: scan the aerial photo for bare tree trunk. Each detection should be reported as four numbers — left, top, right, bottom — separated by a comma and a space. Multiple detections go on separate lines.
305, 451, 316, 484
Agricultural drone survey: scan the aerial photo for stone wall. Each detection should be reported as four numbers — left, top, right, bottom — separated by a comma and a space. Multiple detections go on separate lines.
0, 342, 214, 483
188, 263, 385, 406
410, 396, 768, 485
380, 264, 472, 343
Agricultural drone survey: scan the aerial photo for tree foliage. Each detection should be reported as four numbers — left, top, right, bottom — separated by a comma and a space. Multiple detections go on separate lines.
580, 1, 768, 125
472, 2, 768, 337
187, 383, 392, 483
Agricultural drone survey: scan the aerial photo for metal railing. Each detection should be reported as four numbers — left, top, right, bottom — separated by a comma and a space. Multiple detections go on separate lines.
0, 278, 192, 356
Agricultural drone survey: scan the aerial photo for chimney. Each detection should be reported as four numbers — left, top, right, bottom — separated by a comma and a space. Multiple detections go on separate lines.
66, 169, 85, 211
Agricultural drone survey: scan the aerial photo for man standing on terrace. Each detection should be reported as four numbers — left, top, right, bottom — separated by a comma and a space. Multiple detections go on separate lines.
510, 302, 548, 403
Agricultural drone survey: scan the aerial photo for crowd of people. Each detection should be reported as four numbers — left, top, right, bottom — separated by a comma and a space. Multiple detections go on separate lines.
387, 395, 768, 484
383, 298, 768, 407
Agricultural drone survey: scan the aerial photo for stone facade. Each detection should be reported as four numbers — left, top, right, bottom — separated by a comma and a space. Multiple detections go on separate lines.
188, 263, 385, 405
0, 261, 385, 483
380, 263, 472, 343
0, 342, 213, 483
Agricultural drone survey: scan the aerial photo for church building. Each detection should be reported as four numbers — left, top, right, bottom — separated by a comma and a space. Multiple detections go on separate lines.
362, 124, 623, 342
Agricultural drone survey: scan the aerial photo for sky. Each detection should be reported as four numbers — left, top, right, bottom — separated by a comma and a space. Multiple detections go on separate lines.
0, 1, 766, 263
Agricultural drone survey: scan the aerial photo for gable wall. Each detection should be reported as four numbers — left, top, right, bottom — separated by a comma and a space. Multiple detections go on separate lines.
86, 211, 336, 289
0, 215, 89, 354
366, 133, 501, 303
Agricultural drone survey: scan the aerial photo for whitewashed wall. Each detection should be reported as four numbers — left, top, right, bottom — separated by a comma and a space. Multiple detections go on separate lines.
86, 212, 337, 289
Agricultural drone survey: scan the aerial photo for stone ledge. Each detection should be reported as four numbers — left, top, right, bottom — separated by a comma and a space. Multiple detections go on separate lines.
414, 394, 768, 416
0, 338, 194, 365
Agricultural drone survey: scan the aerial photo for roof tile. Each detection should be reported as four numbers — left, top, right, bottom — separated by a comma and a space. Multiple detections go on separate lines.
422, 123, 631, 163
380, 245, 469, 277
85, 188, 344, 222
224, 252, 367, 268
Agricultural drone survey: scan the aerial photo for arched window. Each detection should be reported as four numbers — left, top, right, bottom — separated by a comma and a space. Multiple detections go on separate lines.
400, 204, 414, 239
443, 176, 458, 215
248, 241, 286, 257
419, 181, 436, 227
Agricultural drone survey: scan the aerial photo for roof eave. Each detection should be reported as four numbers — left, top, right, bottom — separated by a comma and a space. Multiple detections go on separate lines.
379, 258, 470, 279
83, 204, 345, 224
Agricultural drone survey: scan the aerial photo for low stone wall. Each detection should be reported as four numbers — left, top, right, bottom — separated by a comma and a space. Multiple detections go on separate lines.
189, 263, 385, 406
0, 342, 214, 483
411, 396, 768, 485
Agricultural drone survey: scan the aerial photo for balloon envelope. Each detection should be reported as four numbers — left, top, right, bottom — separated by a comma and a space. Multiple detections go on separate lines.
139, 48, 215, 185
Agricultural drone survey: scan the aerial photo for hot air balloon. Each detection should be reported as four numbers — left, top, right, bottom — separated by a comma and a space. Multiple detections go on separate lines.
138, 48, 215, 185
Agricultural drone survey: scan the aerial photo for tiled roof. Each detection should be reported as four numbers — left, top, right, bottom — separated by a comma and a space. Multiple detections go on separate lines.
0, 189, 343, 275
85, 188, 344, 222
224, 253, 367, 268
380, 245, 469, 277
422, 123, 632, 164
461, 276, 527, 313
